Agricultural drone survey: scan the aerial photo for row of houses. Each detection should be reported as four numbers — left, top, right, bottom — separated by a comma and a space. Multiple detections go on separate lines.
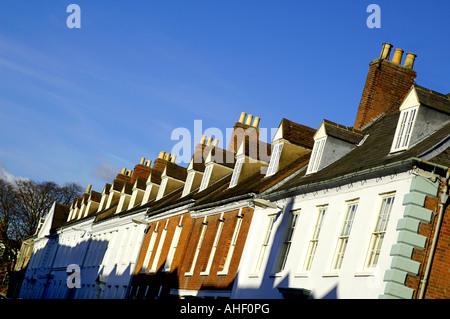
9, 43, 450, 299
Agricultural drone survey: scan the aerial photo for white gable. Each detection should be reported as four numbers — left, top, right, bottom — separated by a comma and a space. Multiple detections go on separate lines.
37, 202, 56, 237
399, 86, 420, 111
272, 122, 283, 142
313, 121, 327, 140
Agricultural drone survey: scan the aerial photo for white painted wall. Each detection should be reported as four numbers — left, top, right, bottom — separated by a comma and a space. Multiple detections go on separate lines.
19, 209, 147, 299
233, 170, 414, 299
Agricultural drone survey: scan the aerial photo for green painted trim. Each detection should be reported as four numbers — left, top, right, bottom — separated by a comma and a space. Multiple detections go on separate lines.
403, 205, 433, 223
380, 175, 438, 299
383, 282, 414, 299
402, 192, 426, 206
390, 243, 414, 258
384, 269, 408, 284
391, 256, 421, 275
409, 176, 439, 197
397, 231, 427, 249
396, 218, 420, 232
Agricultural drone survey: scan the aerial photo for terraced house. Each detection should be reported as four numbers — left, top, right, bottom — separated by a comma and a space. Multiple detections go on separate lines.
12, 43, 449, 299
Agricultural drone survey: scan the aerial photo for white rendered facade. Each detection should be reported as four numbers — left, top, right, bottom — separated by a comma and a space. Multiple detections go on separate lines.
232, 170, 420, 299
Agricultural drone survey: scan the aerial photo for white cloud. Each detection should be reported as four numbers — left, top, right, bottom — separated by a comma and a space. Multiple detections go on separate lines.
93, 158, 120, 182
0, 161, 29, 184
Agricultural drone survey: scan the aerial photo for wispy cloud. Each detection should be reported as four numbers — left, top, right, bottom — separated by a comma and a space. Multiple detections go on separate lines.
92, 158, 120, 182
0, 161, 29, 184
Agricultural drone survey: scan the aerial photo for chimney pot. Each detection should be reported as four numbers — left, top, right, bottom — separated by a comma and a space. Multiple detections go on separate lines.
164, 153, 171, 161
206, 137, 213, 146
170, 155, 176, 163
158, 151, 165, 159
126, 169, 132, 176
238, 112, 246, 123
140, 157, 145, 165
392, 48, 404, 64
379, 43, 393, 60
245, 114, 254, 125
145, 159, 152, 167
200, 135, 206, 144
85, 184, 92, 194
403, 52, 417, 69
252, 116, 260, 128
121, 168, 126, 175
213, 139, 219, 147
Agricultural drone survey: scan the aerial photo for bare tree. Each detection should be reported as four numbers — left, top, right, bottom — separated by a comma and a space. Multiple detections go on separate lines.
0, 178, 83, 284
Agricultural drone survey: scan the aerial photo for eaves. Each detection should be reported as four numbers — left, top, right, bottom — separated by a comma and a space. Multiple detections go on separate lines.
262, 157, 448, 202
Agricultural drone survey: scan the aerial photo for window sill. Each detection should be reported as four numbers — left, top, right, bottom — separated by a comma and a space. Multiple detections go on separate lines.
322, 272, 340, 278
354, 270, 375, 277
184, 271, 193, 277
217, 271, 229, 276
199, 271, 210, 276
248, 273, 260, 278
294, 272, 309, 278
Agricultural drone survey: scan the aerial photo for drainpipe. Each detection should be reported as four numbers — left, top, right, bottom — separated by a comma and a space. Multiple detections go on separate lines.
418, 169, 449, 299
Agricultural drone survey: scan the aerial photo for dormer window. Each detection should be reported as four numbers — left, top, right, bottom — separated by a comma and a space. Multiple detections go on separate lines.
265, 143, 283, 177
306, 137, 326, 174
229, 158, 244, 188
182, 172, 195, 197
199, 165, 212, 191
391, 106, 418, 152
155, 178, 168, 200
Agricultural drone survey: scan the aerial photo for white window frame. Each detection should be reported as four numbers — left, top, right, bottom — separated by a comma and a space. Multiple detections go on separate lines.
253, 215, 276, 274
265, 143, 283, 177
199, 165, 212, 191
302, 205, 327, 272
364, 193, 395, 270
329, 200, 358, 272
150, 220, 169, 272
306, 137, 326, 174
141, 223, 159, 273
391, 107, 418, 152
229, 158, 244, 188
219, 211, 243, 275
201, 215, 225, 275
185, 217, 208, 276
163, 218, 183, 272
275, 209, 300, 273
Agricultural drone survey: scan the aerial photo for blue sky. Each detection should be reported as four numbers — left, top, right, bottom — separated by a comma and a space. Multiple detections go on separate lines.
0, 0, 449, 192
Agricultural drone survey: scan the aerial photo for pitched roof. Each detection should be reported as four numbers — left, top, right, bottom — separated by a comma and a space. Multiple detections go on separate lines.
272, 111, 450, 194
322, 119, 365, 144
414, 84, 450, 114
191, 153, 310, 209
279, 118, 316, 148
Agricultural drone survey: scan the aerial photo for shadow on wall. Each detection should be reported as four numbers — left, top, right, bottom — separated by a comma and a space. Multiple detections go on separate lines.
8, 233, 137, 299
127, 262, 181, 299
232, 199, 340, 300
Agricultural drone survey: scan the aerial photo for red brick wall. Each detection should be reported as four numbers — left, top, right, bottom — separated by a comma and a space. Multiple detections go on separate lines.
405, 188, 450, 299
354, 59, 416, 130
131, 164, 151, 184
130, 207, 254, 298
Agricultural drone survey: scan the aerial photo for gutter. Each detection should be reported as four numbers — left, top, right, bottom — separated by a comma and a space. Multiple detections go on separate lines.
262, 158, 419, 202
189, 193, 257, 213
145, 199, 195, 217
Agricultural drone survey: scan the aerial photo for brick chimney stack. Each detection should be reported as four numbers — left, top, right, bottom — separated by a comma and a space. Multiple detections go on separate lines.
227, 112, 260, 154
130, 157, 152, 184
354, 43, 417, 130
